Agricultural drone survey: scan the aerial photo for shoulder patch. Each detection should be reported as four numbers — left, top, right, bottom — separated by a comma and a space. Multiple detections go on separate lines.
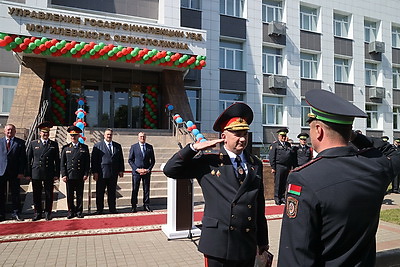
291, 156, 322, 172
286, 197, 299, 218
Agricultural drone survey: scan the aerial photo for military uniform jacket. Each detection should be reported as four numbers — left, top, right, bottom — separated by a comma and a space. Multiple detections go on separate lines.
60, 142, 90, 180
278, 136, 399, 266
26, 139, 60, 180
293, 144, 313, 167
163, 144, 268, 261
269, 141, 294, 169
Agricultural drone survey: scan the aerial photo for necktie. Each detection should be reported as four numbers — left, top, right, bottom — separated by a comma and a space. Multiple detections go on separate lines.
6, 139, 10, 151
141, 144, 146, 157
235, 156, 246, 184
108, 143, 112, 153
43, 141, 47, 146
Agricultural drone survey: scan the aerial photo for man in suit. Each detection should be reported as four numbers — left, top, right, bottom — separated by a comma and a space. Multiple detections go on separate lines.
0, 124, 26, 221
128, 132, 155, 212
269, 128, 295, 205
60, 126, 90, 219
26, 122, 60, 221
164, 103, 269, 267
293, 132, 313, 167
278, 89, 400, 266
91, 128, 124, 214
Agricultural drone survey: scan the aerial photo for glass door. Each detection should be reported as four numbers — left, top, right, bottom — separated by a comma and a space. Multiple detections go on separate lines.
82, 84, 101, 127
111, 85, 143, 128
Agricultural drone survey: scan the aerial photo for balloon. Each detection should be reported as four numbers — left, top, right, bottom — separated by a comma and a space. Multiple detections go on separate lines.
200, 139, 207, 142
176, 117, 183, 123
77, 112, 85, 119
186, 121, 194, 127
76, 122, 84, 129
192, 129, 200, 136
78, 100, 85, 106
78, 137, 84, 143
191, 125, 197, 129
196, 134, 204, 140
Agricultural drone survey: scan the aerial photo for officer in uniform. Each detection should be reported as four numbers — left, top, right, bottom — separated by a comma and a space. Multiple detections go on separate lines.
381, 135, 389, 142
269, 128, 295, 205
278, 89, 400, 266
293, 132, 313, 167
60, 126, 90, 219
164, 103, 269, 267
392, 138, 400, 194
26, 122, 60, 221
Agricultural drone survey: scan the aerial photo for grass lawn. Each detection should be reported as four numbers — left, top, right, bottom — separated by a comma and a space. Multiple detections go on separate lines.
380, 209, 400, 225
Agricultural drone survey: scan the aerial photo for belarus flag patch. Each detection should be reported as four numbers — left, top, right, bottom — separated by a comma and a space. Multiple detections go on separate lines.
288, 184, 302, 196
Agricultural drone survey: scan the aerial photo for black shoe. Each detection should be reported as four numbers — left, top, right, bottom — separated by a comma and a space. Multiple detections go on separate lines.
281, 198, 286, 204
131, 206, 137, 213
144, 205, 153, 212
32, 213, 43, 221
274, 199, 282, 205
109, 210, 118, 214
393, 189, 400, 194
77, 213, 84, 218
94, 211, 103, 215
12, 213, 24, 221
0, 216, 5, 222
45, 212, 52, 221
67, 212, 76, 219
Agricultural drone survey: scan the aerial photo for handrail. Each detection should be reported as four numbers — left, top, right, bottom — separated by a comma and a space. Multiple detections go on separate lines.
25, 100, 49, 149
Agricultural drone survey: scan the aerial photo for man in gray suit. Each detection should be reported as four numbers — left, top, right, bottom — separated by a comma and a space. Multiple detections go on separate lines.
0, 124, 27, 221
91, 128, 124, 214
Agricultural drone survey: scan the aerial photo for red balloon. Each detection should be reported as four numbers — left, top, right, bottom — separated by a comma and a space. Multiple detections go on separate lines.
0, 40, 7, 47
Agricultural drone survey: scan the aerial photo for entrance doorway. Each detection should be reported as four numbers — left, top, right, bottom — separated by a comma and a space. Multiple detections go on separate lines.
81, 83, 143, 128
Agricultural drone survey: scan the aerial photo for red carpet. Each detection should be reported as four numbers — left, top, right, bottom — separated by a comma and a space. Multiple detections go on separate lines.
0, 206, 284, 242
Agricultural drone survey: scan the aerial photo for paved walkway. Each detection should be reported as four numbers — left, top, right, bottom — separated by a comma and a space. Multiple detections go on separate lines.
0, 193, 399, 266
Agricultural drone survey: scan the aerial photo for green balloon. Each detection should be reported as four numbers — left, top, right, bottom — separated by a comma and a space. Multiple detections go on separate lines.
34, 39, 41, 46
14, 37, 22, 44
56, 43, 63, 49
70, 48, 77, 54
98, 42, 105, 48
9, 42, 17, 49
94, 45, 100, 52
126, 54, 132, 60
25, 48, 32, 53
165, 56, 171, 62
61, 84, 65, 89
143, 55, 149, 61
65, 51, 72, 57
150, 123, 155, 128
167, 51, 172, 56
56, 80, 62, 86
152, 115, 157, 119
41, 37, 48, 44
28, 43, 36, 50
89, 49, 96, 55
50, 46, 57, 53
0, 33, 6, 39
108, 51, 114, 57
150, 111, 154, 116
117, 45, 123, 51
174, 61, 180, 65
131, 47, 140, 56
5, 46, 11, 51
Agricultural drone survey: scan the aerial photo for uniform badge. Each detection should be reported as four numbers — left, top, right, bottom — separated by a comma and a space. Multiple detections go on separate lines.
66, 151, 72, 154
286, 197, 299, 218
288, 184, 302, 196
238, 168, 244, 175
211, 170, 216, 176
216, 170, 221, 177
219, 153, 224, 160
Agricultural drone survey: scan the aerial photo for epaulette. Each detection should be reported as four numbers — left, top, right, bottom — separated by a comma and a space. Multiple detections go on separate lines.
291, 156, 322, 172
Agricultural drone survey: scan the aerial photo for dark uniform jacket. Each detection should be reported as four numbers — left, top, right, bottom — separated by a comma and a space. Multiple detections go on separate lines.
91, 141, 124, 179
60, 142, 90, 180
26, 139, 60, 180
278, 135, 399, 266
269, 141, 294, 169
293, 144, 313, 167
0, 136, 26, 177
163, 144, 268, 261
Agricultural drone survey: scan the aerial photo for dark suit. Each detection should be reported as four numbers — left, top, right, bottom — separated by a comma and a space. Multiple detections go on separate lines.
269, 141, 295, 203
128, 142, 155, 207
26, 139, 60, 214
60, 142, 90, 215
278, 135, 400, 266
0, 136, 26, 218
392, 145, 400, 192
163, 145, 268, 262
91, 140, 124, 212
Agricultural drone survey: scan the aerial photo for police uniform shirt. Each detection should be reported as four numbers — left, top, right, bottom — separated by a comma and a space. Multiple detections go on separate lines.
225, 147, 248, 175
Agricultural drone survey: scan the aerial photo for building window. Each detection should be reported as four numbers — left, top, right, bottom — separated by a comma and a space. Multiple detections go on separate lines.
365, 63, 377, 86
300, 6, 317, 32
301, 99, 312, 127
262, 96, 283, 125
262, 47, 282, 74
393, 68, 400, 89
0, 77, 17, 114
334, 58, 350, 83
392, 26, 400, 48
262, 0, 282, 23
364, 21, 377, 43
181, 0, 201, 9
186, 89, 200, 122
300, 53, 318, 79
394, 106, 400, 130
333, 13, 349, 38
220, 0, 244, 17
366, 104, 378, 129
220, 41, 243, 70
219, 92, 244, 113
